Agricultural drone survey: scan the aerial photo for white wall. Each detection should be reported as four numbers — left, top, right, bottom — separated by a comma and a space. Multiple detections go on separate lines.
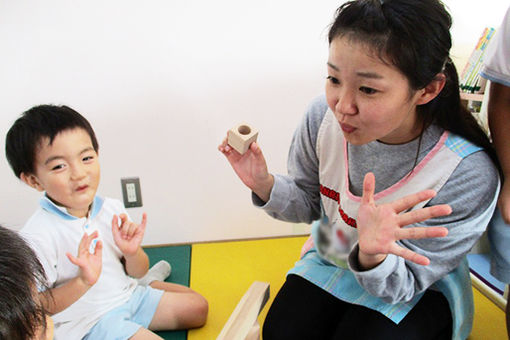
448, 1, 508, 70
0, 0, 507, 245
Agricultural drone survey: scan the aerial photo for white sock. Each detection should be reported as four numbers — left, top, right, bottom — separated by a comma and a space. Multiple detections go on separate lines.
137, 260, 171, 286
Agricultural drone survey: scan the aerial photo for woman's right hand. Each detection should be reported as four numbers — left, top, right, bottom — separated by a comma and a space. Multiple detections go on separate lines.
218, 137, 274, 202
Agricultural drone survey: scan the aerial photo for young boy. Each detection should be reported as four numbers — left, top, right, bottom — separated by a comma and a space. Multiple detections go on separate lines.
0, 225, 54, 340
5, 105, 208, 339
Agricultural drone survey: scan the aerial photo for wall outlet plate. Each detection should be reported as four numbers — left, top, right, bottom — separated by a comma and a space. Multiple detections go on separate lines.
121, 177, 143, 208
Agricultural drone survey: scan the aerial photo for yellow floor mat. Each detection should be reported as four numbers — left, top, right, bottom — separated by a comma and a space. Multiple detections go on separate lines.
470, 286, 506, 339
188, 236, 308, 340
188, 236, 506, 339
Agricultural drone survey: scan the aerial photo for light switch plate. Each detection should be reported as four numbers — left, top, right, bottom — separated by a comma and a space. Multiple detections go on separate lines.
121, 177, 143, 208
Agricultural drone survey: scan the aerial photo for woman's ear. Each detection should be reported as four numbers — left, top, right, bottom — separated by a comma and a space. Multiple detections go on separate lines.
20, 173, 44, 192
416, 73, 446, 105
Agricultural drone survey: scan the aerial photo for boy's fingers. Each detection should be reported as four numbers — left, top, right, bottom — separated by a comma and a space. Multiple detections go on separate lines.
94, 240, 103, 257
119, 214, 128, 227
140, 213, 147, 230
361, 172, 375, 205
112, 214, 119, 229
66, 252, 80, 266
125, 223, 136, 238
111, 215, 121, 238
119, 214, 129, 236
88, 231, 99, 244
78, 231, 96, 252
121, 223, 132, 238
77, 232, 88, 249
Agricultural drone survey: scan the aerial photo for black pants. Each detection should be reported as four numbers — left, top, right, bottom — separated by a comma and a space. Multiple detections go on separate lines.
263, 274, 452, 340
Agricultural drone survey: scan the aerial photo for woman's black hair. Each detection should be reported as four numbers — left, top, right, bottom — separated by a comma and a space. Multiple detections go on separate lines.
0, 225, 49, 340
328, 0, 498, 167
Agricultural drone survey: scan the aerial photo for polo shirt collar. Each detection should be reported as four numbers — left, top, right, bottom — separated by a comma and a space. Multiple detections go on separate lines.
39, 195, 104, 220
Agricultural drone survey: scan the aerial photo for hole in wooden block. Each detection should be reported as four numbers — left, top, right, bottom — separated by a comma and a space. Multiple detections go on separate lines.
238, 125, 251, 135
227, 123, 258, 155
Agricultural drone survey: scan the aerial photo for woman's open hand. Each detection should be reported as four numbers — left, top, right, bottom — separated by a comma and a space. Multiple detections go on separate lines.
356, 172, 451, 269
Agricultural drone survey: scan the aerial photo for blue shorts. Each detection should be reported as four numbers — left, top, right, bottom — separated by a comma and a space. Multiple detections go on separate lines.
84, 285, 164, 340
488, 208, 510, 283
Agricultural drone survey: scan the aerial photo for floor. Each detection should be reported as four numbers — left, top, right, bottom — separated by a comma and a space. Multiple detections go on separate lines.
144, 236, 507, 340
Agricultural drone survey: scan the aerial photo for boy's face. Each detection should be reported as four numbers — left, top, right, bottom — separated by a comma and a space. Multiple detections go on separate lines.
21, 128, 100, 218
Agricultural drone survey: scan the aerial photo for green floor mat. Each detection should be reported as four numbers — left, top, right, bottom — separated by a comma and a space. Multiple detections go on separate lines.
143, 244, 191, 340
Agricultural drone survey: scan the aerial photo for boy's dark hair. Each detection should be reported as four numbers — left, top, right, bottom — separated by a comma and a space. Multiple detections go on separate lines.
0, 225, 48, 340
5, 105, 99, 178
328, 0, 499, 168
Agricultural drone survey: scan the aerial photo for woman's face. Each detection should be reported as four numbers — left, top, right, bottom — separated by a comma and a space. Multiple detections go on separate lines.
325, 36, 426, 145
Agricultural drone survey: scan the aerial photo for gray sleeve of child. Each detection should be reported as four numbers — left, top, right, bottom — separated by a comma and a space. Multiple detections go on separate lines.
348, 151, 500, 303
251, 95, 328, 224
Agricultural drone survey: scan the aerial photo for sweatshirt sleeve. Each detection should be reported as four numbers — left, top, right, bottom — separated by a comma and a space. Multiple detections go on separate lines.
348, 150, 500, 303
252, 95, 328, 224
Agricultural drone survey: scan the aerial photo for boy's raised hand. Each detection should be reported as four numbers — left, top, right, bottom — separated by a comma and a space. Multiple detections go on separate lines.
356, 172, 451, 269
218, 138, 274, 202
66, 231, 103, 287
111, 213, 147, 257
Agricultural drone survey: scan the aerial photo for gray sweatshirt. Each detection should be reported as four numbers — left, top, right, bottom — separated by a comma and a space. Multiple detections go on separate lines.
255, 94, 499, 304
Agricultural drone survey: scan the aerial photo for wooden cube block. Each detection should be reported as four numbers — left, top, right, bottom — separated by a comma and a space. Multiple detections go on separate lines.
227, 123, 258, 155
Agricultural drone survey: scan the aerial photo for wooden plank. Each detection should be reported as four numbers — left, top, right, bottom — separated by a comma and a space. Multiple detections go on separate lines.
470, 273, 506, 311
188, 237, 307, 340
217, 281, 270, 340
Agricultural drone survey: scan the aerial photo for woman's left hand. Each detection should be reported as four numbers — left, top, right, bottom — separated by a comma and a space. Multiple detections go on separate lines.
356, 172, 451, 269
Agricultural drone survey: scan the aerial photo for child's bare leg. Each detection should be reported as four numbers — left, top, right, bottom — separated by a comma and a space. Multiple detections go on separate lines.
129, 327, 163, 340
149, 280, 196, 293
148, 281, 208, 330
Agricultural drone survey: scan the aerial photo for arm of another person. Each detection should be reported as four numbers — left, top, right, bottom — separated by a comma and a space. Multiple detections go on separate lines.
348, 151, 499, 303
488, 82, 510, 223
